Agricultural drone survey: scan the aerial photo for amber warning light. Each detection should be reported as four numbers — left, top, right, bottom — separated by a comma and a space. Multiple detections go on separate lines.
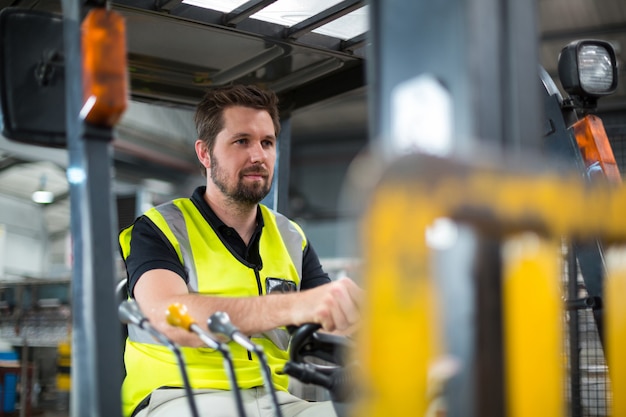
80, 8, 128, 127
573, 114, 622, 184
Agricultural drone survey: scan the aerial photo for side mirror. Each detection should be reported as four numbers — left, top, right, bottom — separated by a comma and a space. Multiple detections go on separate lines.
0, 7, 67, 147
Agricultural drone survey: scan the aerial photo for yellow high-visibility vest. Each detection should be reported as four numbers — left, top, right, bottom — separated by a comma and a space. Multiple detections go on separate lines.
119, 199, 306, 417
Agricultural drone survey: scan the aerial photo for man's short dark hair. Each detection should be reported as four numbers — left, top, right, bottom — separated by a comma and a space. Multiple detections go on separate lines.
194, 84, 281, 153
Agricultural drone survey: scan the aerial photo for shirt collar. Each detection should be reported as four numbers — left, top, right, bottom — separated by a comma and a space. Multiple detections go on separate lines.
190, 186, 265, 234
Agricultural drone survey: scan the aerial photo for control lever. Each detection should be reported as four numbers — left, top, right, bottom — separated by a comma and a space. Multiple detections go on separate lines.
166, 303, 247, 417
118, 300, 200, 417
208, 311, 284, 417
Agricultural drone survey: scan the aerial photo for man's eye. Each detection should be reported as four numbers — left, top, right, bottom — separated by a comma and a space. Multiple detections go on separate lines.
263, 140, 275, 148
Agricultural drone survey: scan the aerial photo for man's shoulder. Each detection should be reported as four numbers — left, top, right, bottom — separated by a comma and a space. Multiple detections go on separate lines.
259, 204, 292, 221
260, 205, 308, 247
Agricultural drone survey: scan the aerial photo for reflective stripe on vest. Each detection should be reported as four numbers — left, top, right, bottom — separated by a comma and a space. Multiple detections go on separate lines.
155, 201, 199, 290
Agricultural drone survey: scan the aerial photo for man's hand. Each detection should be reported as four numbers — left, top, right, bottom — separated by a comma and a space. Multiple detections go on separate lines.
293, 278, 363, 334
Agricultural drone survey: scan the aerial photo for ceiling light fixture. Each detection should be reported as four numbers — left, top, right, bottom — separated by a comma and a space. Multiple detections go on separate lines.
32, 174, 54, 204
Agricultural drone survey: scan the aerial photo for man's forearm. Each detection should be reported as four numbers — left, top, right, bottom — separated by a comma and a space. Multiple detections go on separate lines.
133, 271, 361, 347
137, 291, 304, 347
167, 292, 299, 336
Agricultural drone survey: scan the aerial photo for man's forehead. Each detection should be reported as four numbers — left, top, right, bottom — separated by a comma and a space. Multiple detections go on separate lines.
221, 106, 276, 134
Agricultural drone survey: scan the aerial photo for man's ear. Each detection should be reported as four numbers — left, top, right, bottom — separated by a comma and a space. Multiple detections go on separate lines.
195, 140, 211, 169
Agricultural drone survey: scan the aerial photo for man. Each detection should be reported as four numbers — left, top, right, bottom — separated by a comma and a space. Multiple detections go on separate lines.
119, 84, 361, 417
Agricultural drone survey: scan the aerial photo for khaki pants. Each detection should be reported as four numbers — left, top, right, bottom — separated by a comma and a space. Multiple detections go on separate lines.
135, 387, 337, 417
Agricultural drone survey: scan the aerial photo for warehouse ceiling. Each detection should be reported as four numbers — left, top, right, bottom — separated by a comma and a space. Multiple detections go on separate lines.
0, 0, 624, 241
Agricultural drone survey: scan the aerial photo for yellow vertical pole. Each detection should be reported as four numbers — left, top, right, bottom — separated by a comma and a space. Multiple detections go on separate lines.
502, 233, 564, 417
354, 187, 441, 417
606, 246, 626, 416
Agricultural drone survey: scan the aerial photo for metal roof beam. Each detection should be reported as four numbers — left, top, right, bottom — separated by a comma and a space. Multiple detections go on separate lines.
284, 0, 365, 39
115, 2, 357, 54
341, 32, 367, 53
157, 0, 183, 12
277, 63, 365, 111
222, 0, 278, 26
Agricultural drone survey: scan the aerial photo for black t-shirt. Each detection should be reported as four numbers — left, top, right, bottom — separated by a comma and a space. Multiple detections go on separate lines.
122, 186, 330, 296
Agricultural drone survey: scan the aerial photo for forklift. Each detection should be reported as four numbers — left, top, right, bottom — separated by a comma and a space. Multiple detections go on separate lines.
0, 1, 622, 417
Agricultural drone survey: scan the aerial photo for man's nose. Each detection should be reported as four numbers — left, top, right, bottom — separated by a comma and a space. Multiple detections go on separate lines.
249, 141, 267, 163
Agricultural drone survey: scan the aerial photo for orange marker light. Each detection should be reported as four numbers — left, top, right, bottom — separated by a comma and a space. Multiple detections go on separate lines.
80, 8, 128, 127
573, 114, 621, 183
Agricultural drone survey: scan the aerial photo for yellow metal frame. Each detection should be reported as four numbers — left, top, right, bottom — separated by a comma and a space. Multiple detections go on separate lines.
502, 234, 563, 417
606, 247, 626, 415
354, 153, 626, 416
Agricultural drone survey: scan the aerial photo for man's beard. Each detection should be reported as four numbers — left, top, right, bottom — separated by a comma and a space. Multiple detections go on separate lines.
210, 153, 272, 206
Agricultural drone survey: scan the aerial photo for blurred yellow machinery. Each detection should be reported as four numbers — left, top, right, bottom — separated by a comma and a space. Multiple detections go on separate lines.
354, 152, 626, 417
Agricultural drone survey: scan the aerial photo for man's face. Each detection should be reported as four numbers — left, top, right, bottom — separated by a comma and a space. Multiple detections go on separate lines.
208, 106, 276, 205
